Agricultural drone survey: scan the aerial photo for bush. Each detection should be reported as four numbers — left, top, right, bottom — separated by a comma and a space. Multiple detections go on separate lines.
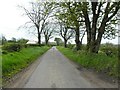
67, 44, 75, 49
81, 44, 87, 50
72, 45, 77, 52
27, 44, 45, 47
2, 43, 22, 52
2, 50, 8, 54
100, 43, 118, 57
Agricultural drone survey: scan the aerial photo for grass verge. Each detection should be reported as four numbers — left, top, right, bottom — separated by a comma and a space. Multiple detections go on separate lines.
2, 46, 50, 83
57, 46, 118, 78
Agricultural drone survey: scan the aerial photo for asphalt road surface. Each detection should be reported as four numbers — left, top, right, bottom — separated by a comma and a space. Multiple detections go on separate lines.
24, 46, 93, 88
22, 46, 117, 88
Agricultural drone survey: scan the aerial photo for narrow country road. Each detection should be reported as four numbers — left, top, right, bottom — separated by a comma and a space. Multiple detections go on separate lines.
24, 47, 94, 88
8, 46, 117, 88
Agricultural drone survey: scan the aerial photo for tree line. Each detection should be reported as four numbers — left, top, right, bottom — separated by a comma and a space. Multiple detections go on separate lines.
19, 1, 120, 53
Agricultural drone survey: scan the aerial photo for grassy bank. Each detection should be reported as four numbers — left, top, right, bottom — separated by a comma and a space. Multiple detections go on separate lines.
2, 46, 50, 81
57, 46, 118, 78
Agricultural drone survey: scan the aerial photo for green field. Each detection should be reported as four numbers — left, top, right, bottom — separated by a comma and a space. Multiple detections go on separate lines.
57, 46, 118, 78
2, 46, 50, 82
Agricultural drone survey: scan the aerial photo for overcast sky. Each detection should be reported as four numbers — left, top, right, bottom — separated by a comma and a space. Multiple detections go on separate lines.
0, 0, 118, 44
0, 0, 35, 40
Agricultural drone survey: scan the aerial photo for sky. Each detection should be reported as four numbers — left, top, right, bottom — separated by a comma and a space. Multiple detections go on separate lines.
0, 0, 35, 40
0, 0, 118, 44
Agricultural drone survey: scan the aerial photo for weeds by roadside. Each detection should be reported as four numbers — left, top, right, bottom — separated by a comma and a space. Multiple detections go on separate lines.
57, 46, 118, 78
2, 46, 50, 84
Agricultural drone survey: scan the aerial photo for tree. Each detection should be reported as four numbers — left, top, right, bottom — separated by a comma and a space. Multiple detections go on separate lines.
43, 22, 56, 45
80, 2, 120, 53
17, 38, 29, 44
1, 35, 7, 45
19, 1, 56, 46
56, 2, 84, 50
11, 37, 16, 43
54, 37, 62, 46
59, 22, 74, 48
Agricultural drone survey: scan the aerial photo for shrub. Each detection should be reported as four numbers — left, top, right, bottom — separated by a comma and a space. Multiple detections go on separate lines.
2, 43, 22, 52
27, 44, 45, 47
72, 45, 77, 52
67, 44, 75, 49
100, 43, 118, 57
81, 44, 87, 50
2, 50, 8, 54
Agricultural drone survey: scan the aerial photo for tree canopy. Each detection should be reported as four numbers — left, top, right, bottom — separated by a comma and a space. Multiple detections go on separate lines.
19, 1, 120, 53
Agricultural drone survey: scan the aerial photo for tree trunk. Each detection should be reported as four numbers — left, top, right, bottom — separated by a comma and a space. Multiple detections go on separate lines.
90, 4, 99, 52
45, 35, 48, 45
64, 39, 67, 48
91, 23, 105, 53
86, 29, 91, 51
75, 26, 81, 50
37, 33, 41, 46
38, 34, 41, 46
46, 40, 48, 45
84, 14, 91, 51
90, 19, 97, 52
94, 27, 105, 53
36, 26, 41, 46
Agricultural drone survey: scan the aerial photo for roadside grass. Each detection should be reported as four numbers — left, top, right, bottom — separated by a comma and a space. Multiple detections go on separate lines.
57, 46, 118, 78
0, 49, 2, 88
2, 46, 50, 82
